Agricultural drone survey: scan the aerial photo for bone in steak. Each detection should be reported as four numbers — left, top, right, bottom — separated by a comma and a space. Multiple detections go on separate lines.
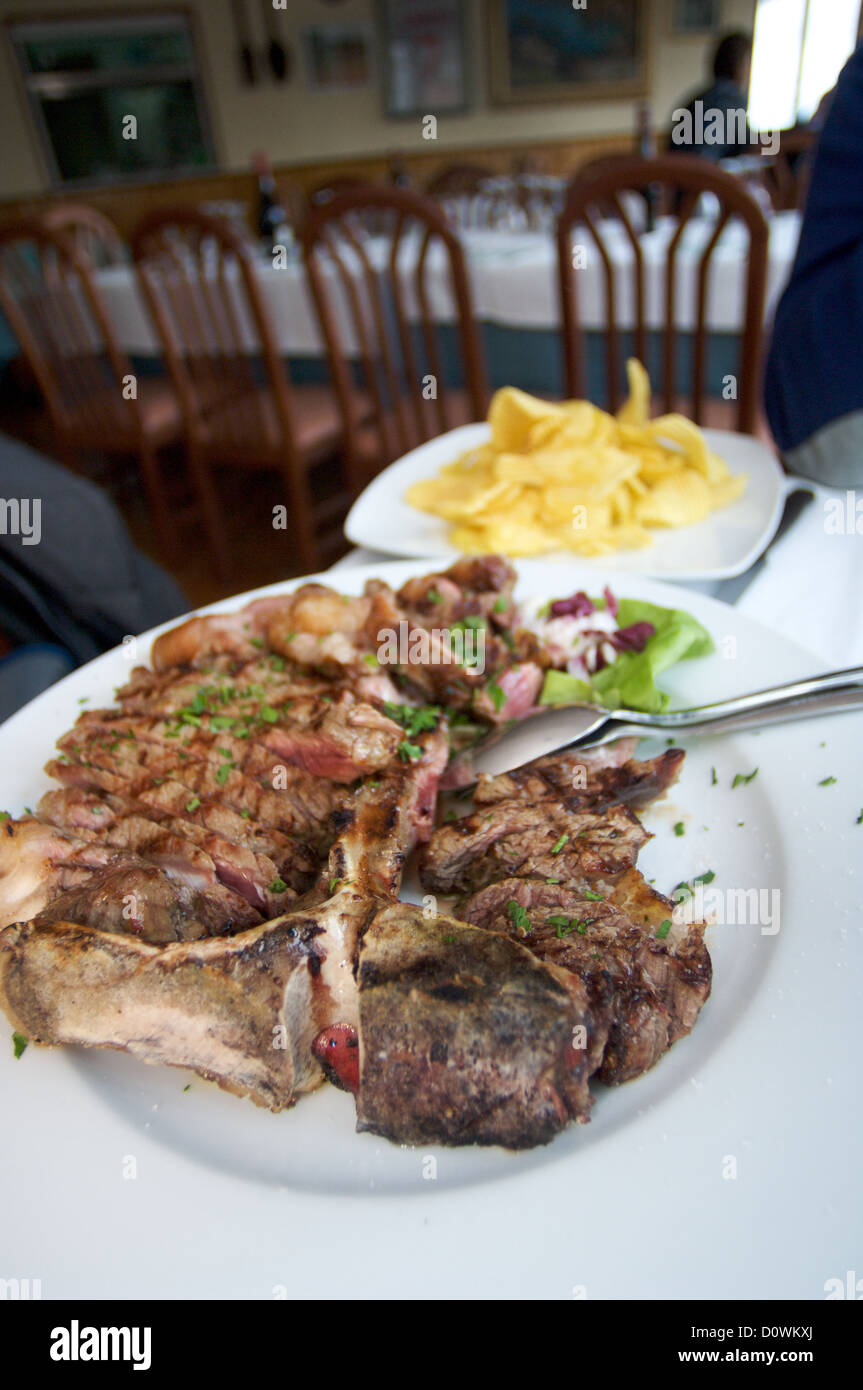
0, 558, 713, 1149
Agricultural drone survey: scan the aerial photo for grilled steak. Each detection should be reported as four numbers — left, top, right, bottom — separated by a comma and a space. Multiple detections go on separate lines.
0, 557, 715, 1149
420, 798, 649, 896
473, 745, 685, 811
457, 871, 711, 1083
353, 902, 597, 1148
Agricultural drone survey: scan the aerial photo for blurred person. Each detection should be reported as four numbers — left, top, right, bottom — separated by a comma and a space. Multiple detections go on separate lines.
0, 433, 187, 719
764, 42, 863, 486
668, 31, 755, 161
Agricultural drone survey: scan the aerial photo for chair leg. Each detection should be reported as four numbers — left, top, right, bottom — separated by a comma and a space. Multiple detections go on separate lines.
136, 439, 177, 562
185, 441, 231, 581
277, 457, 320, 575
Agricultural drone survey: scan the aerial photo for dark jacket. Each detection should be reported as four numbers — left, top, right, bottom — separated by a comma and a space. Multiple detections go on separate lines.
764, 44, 863, 484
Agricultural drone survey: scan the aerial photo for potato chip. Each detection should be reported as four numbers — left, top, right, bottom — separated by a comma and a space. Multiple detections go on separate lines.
406, 360, 747, 557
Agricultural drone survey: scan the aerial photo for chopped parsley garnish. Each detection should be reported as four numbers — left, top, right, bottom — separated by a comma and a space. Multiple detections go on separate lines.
673, 821, 685, 836
546, 877, 561, 884
269, 656, 285, 672
12, 1031, 28, 1059
260, 706, 280, 724
215, 764, 233, 786
486, 678, 506, 713
732, 769, 758, 788
656, 920, 672, 940
492, 596, 508, 613
398, 740, 423, 762
857, 809, 863, 825
506, 900, 530, 933
692, 869, 715, 886
443, 934, 455, 944
240, 809, 251, 818
443, 810, 458, 823
426, 588, 442, 604
329, 877, 341, 894
269, 877, 288, 894
818, 776, 837, 786
185, 797, 201, 813
249, 637, 264, 649
183, 1084, 191, 1092
673, 881, 693, 900
362, 653, 379, 667
0, 812, 9, 822
710, 767, 718, 786
583, 888, 604, 901
551, 833, 569, 854
548, 915, 589, 938
384, 703, 441, 736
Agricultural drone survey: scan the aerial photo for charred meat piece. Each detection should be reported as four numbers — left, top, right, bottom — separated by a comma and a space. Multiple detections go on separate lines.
458, 871, 711, 1084
473, 745, 685, 812
32, 860, 257, 944
420, 798, 649, 896
0, 762, 421, 1105
353, 902, 596, 1148
150, 595, 295, 671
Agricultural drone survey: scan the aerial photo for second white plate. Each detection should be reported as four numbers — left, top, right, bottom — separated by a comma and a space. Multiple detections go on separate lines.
345, 424, 792, 580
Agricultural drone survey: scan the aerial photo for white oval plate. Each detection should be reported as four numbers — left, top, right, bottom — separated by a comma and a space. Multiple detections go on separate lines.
345, 425, 793, 580
1, 559, 861, 1298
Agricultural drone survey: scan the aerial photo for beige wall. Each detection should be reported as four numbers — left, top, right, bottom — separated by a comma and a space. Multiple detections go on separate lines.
0, 0, 757, 198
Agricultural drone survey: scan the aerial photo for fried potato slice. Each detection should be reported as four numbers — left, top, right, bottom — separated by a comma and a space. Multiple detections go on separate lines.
406, 359, 746, 557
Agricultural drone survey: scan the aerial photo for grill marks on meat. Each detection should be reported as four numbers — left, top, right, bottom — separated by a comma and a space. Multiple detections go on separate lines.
420, 800, 649, 896
457, 873, 710, 1084
474, 746, 686, 812
354, 903, 596, 1149
0, 767, 422, 1108
421, 745, 711, 1092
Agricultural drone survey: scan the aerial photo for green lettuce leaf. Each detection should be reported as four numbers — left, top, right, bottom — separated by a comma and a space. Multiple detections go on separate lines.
538, 598, 713, 715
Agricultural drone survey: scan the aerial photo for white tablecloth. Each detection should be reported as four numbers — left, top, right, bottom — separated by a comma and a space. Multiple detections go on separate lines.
95, 211, 801, 359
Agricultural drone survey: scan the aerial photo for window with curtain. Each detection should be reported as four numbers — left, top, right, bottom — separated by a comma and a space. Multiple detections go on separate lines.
9, 12, 215, 186
748, 0, 862, 129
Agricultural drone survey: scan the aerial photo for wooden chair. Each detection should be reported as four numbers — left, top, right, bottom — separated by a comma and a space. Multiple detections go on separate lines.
130, 207, 352, 575
556, 154, 769, 434
300, 183, 489, 484
39, 203, 126, 267
0, 218, 182, 554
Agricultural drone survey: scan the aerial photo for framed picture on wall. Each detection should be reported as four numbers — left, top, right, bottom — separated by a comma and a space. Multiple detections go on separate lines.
302, 26, 373, 90
377, 0, 470, 118
670, 0, 722, 35
488, 0, 649, 105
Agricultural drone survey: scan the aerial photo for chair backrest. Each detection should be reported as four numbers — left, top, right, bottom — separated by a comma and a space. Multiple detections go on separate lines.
130, 207, 300, 452
40, 203, 125, 267
0, 217, 139, 441
300, 183, 488, 466
557, 154, 769, 433
425, 164, 495, 198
